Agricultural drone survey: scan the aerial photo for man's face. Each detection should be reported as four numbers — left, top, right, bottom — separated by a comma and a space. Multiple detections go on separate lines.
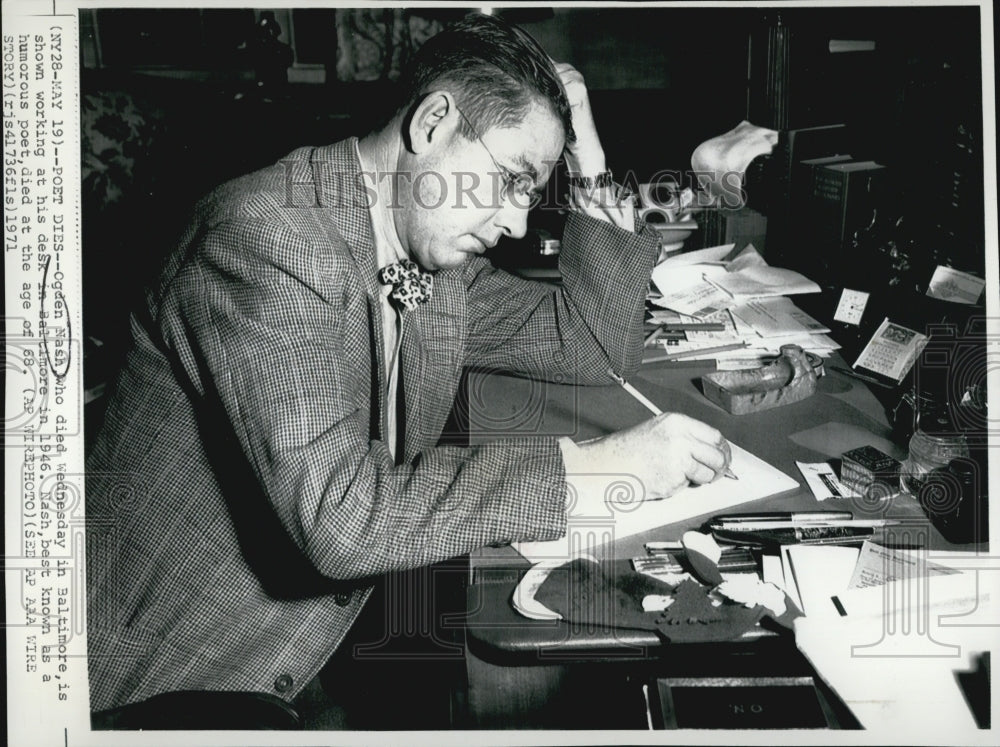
396, 102, 565, 272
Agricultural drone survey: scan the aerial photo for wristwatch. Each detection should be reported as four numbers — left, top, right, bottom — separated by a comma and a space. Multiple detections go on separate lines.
567, 171, 614, 190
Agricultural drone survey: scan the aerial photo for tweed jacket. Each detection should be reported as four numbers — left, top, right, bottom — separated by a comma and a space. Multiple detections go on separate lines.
86, 137, 658, 712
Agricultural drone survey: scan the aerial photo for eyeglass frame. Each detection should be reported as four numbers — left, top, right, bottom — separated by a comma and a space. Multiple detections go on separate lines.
454, 106, 543, 204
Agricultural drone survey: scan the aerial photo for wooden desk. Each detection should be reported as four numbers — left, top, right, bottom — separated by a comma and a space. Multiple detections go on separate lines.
459, 359, 956, 728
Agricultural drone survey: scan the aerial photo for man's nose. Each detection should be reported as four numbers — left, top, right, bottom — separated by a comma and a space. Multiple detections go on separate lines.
494, 198, 531, 240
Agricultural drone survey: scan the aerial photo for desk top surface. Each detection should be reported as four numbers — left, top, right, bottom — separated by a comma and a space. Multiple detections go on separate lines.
463, 358, 967, 657
467, 357, 951, 557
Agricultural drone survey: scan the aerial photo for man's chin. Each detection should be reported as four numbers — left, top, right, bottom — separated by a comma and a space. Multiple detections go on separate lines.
434, 252, 476, 272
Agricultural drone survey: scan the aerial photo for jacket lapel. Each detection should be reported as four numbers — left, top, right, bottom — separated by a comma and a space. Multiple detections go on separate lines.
312, 140, 468, 462
399, 268, 467, 463
310, 140, 390, 446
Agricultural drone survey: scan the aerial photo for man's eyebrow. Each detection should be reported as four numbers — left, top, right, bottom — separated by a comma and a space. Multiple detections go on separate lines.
511, 155, 539, 181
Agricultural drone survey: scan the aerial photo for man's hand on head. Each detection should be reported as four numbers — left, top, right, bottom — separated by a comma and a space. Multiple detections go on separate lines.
552, 61, 606, 177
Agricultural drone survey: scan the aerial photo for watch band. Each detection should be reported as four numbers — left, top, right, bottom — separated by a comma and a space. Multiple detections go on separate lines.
567, 171, 614, 190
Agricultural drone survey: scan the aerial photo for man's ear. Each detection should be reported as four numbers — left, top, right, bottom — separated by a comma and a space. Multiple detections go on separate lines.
406, 91, 458, 155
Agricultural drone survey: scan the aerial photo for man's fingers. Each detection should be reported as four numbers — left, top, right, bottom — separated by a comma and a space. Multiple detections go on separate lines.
661, 413, 723, 446
552, 60, 578, 76
688, 439, 727, 475
719, 438, 733, 471
685, 459, 718, 485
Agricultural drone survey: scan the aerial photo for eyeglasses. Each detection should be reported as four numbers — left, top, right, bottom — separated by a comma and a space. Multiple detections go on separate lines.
455, 106, 540, 202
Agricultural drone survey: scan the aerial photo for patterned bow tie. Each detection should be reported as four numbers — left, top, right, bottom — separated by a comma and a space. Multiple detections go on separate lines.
377, 259, 433, 311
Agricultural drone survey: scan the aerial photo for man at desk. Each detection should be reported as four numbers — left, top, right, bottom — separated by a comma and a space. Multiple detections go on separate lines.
86, 13, 733, 719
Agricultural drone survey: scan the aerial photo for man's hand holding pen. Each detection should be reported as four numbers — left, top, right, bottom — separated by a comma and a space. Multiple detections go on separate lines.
560, 411, 735, 509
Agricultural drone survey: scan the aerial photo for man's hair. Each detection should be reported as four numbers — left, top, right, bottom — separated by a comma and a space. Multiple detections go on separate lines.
398, 13, 576, 145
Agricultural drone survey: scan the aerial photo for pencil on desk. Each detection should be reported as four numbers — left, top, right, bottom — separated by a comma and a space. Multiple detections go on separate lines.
662, 323, 726, 332
643, 341, 749, 363
607, 370, 738, 480
645, 322, 726, 333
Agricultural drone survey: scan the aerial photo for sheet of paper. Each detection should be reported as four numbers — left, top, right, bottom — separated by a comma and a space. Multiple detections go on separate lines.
833, 288, 869, 325
681, 309, 743, 343
762, 554, 785, 590
779, 545, 805, 615
656, 242, 735, 269
729, 297, 831, 338
726, 306, 756, 337
647, 345, 749, 362
646, 308, 739, 336
796, 461, 858, 501
853, 318, 928, 383
847, 540, 960, 589
709, 334, 839, 361
792, 333, 841, 351
925, 265, 985, 305
646, 309, 690, 325
514, 443, 799, 562
649, 262, 736, 318
648, 279, 735, 318
785, 545, 860, 617
832, 568, 984, 619
709, 245, 820, 298
794, 604, 994, 732
648, 312, 745, 357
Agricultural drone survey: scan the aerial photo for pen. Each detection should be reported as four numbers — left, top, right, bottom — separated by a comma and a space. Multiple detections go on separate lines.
608, 370, 738, 480
711, 511, 853, 524
710, 519, 903, 532
712, 526, 877, 547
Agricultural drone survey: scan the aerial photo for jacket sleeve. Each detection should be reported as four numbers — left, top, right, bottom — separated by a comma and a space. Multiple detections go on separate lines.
462, 211, 658, 384
159, 217, 567, 580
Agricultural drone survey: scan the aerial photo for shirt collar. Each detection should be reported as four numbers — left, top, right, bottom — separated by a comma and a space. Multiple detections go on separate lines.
355, 140, 408, 275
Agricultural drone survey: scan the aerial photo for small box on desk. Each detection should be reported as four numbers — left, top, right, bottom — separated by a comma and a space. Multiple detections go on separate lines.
839, 445, 900, 495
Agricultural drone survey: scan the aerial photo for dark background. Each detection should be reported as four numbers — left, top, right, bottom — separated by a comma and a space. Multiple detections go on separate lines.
79, 5, 988, 420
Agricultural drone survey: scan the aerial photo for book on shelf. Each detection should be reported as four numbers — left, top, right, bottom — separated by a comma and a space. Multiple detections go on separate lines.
812, 160, 885, 240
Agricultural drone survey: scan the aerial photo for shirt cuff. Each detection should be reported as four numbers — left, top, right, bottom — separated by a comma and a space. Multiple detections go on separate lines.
558, 435, 600, 508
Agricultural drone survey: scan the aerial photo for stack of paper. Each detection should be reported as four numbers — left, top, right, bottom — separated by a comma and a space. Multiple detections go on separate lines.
790, 541, 992, 733
773, 540, 963, 619
647, 244, 836, 362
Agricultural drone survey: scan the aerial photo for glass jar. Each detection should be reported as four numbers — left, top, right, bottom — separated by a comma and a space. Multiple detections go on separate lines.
899, 408, 970, 495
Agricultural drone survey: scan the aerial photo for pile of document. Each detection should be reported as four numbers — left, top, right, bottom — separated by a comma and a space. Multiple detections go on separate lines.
783, 539, 993, 733
646, 244, 840, 363
765, 539, 961, 619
